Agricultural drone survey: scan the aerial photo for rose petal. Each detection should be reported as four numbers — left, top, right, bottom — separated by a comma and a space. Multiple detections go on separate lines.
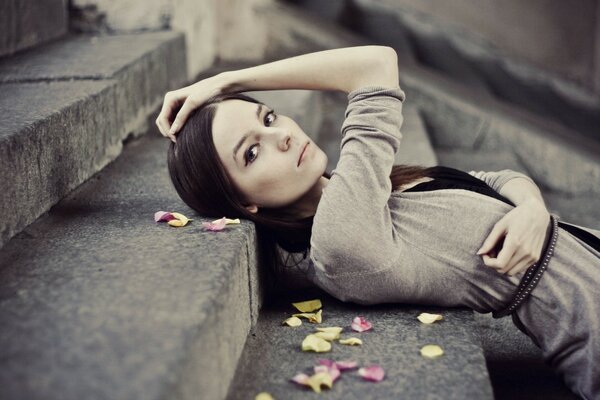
358, 365, 385, 382
254, 392, 274, 400
292, 309, 322, 324
302, 334, 331, 352
314, 364, 341, 382
305, 372, 333, 393
212, 217, 240, 225
317, 358, 359, 371
315, 327, 343, 334
291, 373, 310, 385
417, 313, 444, 324
420, 344, 444, 358
292, 299, 322, 313
334, 360, 359, 370
339, 337, 363, 346
282, 316, 302, 327
202, 218, 227, 231
314, 331, 339, 341
154, 211, 175, 222
351, 316, 372, 332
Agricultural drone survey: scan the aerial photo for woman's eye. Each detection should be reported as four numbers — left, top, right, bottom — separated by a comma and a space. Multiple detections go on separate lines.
264, 110, 276, 126
244, 144, 259, 166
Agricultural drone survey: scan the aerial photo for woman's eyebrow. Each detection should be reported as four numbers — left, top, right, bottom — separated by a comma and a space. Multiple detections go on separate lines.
232, 104, 264, 164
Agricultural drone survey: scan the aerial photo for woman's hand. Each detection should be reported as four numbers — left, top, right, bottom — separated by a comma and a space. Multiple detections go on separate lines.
155, 73, 229, 142
477, 199, 551, 276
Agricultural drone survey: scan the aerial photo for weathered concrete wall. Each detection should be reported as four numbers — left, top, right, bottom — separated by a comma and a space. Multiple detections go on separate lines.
386, 0, 600, 92
70, 0, 272, 80
0, 0, 68, 58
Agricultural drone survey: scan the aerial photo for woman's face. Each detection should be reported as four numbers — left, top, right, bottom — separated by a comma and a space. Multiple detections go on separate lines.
211, 99, 328, 212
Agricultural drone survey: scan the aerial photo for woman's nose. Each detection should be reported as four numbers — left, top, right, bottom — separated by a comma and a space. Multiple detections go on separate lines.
278, 132, 291, 151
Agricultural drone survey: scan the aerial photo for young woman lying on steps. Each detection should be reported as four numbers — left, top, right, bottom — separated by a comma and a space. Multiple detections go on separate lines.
155, 46, 600, 399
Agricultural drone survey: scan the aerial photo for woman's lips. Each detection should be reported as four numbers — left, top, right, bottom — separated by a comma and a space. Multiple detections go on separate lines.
298, 142, 309, 166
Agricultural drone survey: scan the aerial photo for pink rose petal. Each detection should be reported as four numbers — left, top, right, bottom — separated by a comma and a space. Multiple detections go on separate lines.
154, 211, 176, 223
351, 316, 372, 332
335, 360, 359, 370
201, 217, 227, 231
317, 358, 358, 371
358, 364, 385, 382
291, 373, 310, 385
314, 364, 340, 382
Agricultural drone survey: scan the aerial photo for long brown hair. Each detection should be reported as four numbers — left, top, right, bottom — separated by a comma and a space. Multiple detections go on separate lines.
167, 93, 431, 293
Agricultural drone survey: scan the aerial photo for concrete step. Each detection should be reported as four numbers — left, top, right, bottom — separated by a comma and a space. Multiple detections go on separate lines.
0, 31, 187, 248
396, 105, 437, 167
0, 0, 68, 58
0, 132, 261, 400
227, 287, 493, 399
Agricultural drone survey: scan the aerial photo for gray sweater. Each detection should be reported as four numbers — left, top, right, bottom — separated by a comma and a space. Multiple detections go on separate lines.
306, 85, 600, 399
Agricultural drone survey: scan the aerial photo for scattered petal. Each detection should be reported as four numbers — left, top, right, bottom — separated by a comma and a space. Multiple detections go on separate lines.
255, 392, 274, 400
358, 365, 385, 382
334, 360, 359, 370
282, 316, 302, 327
314, 364, 341, 382
317, 358, 358, 371
417, 313, 444, 324
292, 309, 322, 324
339, 337, 363, 346
420, 344, 444, 358
154, 211, 175, 222
314, 331, 340, 341
202, 218, 227, 231
302, 334, 331, 352
292, 299, 322, 313
213, 217, 240, 225
351, 316, 372, 332
305, 372, 333, 393
291, 373, 310, 385
315, 326, 343, 334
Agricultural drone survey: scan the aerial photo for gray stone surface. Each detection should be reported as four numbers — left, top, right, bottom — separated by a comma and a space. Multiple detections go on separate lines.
0, 31, 187, 248
396, 105, 437, 167
0, 132, 262, 400
0, 0, 68, 58
227, 287, 493, 399
400, 66, 600, 195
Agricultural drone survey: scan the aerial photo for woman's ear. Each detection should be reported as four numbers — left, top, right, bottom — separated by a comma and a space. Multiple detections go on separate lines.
245, 204, 258, 214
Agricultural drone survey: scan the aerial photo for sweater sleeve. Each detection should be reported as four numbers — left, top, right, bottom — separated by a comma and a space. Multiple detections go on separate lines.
310, 85, 405, 277
467, 169, 536, 193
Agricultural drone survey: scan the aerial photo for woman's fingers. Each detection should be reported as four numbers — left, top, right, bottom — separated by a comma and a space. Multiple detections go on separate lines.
477, 221, 506, 255
169, 97, 198, 136
482, 236, 518, 272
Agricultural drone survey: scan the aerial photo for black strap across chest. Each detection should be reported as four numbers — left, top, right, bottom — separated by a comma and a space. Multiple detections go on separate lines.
404, 166, 600, 251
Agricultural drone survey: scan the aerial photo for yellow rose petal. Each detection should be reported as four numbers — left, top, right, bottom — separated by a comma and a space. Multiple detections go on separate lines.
292, 299, 322, 313
314, 331, 340, 341
420, 344, 444, 358
417, 313, 444, 324
305, 371, 333, 393
302, 334, 332, 352
292, 309, 322, 324
315, 326, 343, 334
255, 393, 274, 400
167, 219, 186, 227
282, 316, 302, 327
168, 212, 192, 227
339, 337, 363, 346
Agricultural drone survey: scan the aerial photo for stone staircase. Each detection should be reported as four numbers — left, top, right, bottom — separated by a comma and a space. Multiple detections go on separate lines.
1, 1, 597, 399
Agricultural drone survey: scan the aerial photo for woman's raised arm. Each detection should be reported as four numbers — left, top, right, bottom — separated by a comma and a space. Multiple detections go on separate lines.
156, 46, 399, 141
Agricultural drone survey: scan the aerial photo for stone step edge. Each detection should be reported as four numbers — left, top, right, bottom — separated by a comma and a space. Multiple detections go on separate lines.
0, 32, 187, 249
401, 64, 600, 195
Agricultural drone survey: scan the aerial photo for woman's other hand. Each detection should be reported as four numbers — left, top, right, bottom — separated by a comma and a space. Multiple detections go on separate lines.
477, 199, 551, 276
155, 73, 229, 142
